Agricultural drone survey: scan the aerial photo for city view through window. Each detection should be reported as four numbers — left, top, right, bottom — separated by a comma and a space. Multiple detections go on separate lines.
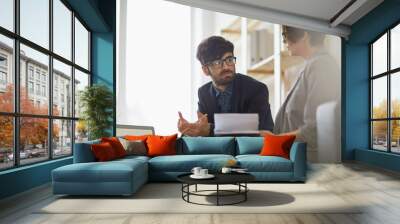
0, 0, 90, 170
371, 23, 400, 153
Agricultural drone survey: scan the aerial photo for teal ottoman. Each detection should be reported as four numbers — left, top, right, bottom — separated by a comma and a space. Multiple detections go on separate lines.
52, 156, 148, 196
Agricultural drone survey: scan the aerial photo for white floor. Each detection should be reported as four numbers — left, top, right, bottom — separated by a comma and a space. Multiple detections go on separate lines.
1, 163, 400, 224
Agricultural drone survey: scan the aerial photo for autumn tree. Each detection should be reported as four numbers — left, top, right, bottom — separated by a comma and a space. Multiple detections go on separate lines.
391, 99, 400, 143
372, 100, 387, 140
372, 99, 400, 143
0, 85, 14, 150
0, 84, 60, 152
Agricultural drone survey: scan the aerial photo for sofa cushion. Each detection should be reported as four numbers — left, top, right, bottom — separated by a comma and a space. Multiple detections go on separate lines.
259, 133, 296, 159
235, 137, 264, 155
115, 155, 150, 163
236, 155, 293, 172
91, 142, 118, 161
178, 137, 235, 155
124, 135, 150, 141
148, 154, 235, 172
101, 137, 127, 158
124, 135, 151, 150
119, 138, 147, 156
147, 134, 178, 157
74, 140, 101, 163
52, 159, 147, 183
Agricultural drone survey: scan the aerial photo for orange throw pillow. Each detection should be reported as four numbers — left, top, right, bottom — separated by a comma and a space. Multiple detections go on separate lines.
91, 142, 117, 161
124, 135, 149, 141
260, 133, 296, 159
101, 137, 127, 158
146, 134, 178, 157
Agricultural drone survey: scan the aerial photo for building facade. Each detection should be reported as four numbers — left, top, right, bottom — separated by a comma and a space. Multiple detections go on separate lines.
0, 41, 77, 152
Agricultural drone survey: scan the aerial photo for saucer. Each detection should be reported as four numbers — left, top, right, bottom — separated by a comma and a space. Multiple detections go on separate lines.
232, 170, 249, 174
190, 174, 215, 179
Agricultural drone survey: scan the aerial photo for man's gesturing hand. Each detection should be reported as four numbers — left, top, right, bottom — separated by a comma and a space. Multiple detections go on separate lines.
177, 111, 210, 136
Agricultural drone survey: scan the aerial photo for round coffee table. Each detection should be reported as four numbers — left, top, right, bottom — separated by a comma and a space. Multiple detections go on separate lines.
177, 172, 255, 206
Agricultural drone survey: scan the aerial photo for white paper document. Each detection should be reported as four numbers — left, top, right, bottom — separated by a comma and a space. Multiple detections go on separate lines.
214, 113, 259, 135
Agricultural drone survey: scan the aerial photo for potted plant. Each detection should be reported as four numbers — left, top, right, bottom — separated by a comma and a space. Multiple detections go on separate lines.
79, 84, 113, 140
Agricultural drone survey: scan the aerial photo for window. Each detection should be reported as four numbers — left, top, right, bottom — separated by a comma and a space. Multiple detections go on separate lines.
19, 117, 49, 165
0, 35, 13, 113
35, 84, 40, 95
0, 0, 91, 170
391, 24, 400, 70
29, 67, 34, 80
0, 116, 13, 170
75, 18, 89, 70
35, 70, 41, 81
42, 85, 46, 97
371, 23, 400, 154
0, 0, 14, 32
53, 119, 72, 158
20, 0, 49, 49
0, 54, 7, 88
53, 59, 72, 117
74, 69, 89, 118
53, 0, 72, 60
0, 71, 6, 85
28, 81, 34, 94
0, 55, 7, 67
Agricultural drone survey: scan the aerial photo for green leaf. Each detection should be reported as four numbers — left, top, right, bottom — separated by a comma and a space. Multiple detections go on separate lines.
79, 84, 114, 140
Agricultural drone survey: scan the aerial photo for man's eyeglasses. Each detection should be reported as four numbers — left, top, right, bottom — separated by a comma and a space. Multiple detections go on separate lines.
206, 56, 236, 69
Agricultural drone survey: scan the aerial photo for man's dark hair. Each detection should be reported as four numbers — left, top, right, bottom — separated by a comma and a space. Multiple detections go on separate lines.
196, 36, 234, 65
282, 26, 325, 46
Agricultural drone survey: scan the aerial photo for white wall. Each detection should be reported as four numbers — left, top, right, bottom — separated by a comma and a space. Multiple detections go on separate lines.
189, 8, 216, 120
117, 0, 191, 135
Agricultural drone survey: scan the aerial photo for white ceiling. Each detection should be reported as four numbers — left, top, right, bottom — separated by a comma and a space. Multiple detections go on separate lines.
225, 0, 353, 23
224, 0, 383, 26
166, 0, 384, 37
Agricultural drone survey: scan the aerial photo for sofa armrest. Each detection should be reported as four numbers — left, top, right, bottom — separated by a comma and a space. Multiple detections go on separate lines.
73, 140, 100, 163
289, 142, 307, 181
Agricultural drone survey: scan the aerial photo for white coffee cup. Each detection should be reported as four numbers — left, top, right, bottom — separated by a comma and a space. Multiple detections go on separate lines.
221, 167, 232, 173
191, 167, 202, 176
200, 169, 208, 176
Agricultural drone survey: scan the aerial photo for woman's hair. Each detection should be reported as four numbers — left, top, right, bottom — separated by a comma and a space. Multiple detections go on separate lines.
282, 26, 325, 46
196, 36, 234, 65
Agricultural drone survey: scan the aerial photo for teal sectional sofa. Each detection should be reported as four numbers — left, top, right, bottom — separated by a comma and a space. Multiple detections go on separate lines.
52, 137, 306, 196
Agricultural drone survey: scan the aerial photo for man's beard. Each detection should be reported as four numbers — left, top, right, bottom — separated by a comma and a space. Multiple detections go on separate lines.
214, 70, 235, 86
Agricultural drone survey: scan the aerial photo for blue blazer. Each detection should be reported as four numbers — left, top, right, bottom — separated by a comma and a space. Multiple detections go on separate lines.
198, 73, 274, 135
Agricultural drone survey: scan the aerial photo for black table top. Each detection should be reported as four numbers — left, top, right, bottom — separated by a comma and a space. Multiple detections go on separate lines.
177, 172, 255, 185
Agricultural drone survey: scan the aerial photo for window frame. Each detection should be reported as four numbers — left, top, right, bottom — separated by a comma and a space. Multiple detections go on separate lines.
370, 20, 400, 154
0, 0, 92, 171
